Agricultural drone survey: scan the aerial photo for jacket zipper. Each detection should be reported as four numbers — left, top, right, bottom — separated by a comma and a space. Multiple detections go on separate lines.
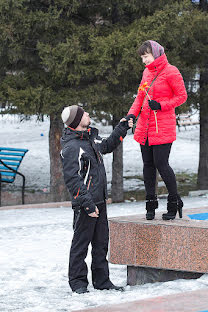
97, 151, 102, 163
154, 111, 158, 133
87, 176, 92, 190
84, 161, 91, 185
74, 188, 80, 199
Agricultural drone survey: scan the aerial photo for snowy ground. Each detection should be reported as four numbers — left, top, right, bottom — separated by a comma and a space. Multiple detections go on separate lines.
0, 114, 200, 193
1, 197, 208, 312
1, 113, 208, 311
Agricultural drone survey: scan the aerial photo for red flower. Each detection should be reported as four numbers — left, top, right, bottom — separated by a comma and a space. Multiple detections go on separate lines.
138, 82, 150, 92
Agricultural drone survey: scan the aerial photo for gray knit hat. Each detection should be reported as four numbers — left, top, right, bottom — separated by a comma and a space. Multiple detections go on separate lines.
61, 105, 84, 128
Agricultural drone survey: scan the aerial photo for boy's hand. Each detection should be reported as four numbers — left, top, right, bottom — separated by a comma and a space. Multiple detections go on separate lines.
88, 206, 99, 218
124, 114, 136, 123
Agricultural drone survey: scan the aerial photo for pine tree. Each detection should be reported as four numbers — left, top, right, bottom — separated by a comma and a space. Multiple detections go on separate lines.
196, 0, 208, 189
0, 0, 179, 201
0, 0, 207, 201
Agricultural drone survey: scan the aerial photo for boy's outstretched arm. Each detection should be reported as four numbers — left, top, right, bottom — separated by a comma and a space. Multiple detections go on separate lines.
99, 118, 133, 155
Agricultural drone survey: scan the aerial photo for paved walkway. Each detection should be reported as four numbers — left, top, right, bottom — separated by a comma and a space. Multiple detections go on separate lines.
74, 288, 208, 312
0, 201, 71, 210
0, 199, 112, 210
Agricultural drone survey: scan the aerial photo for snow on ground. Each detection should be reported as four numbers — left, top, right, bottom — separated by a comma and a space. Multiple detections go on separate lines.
0, 114, 199, 192
1, 113, 208, 311
1, 196, 208, 312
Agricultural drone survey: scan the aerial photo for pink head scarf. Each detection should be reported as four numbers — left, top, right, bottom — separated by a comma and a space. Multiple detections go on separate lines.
149, 40, 164, 59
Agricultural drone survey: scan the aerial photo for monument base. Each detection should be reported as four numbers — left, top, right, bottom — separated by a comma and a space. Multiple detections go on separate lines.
127, 266, 203, 286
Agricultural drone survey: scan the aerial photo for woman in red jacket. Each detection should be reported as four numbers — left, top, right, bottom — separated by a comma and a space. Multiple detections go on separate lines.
127, 40, 187, 220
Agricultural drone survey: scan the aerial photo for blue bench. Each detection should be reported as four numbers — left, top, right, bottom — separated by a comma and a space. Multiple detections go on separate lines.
0, 147, 29, 206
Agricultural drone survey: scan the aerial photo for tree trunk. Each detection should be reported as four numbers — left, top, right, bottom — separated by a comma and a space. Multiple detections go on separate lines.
199, 0, 208, 11
197, 63, 208, 189
49, 114, 69, 202
111, 115, 124, 202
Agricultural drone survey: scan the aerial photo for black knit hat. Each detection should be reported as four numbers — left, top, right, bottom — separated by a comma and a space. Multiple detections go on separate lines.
61, 105, 84, 128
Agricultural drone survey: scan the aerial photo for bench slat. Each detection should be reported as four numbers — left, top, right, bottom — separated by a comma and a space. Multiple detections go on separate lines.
0, 151, 25, 157
0, 171, 16, 177
0, 147, 28, 152
0, 165, 18, 170
0, 161, 20, 166
0, 156, 22, 161
1, 177, 15, 182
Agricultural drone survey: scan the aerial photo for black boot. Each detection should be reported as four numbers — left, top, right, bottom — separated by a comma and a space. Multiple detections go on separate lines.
162, 194, 183, 220
97, 284, 124, 291
177, 194, 183, 218
145, 195, 158, 220
73, 287, 89, 294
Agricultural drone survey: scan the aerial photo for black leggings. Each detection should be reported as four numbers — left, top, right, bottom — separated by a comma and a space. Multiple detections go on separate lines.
140, 139, 177, 197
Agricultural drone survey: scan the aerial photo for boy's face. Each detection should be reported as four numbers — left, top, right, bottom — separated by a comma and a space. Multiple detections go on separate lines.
80, 111, 91, 128
141, 53, 155, 66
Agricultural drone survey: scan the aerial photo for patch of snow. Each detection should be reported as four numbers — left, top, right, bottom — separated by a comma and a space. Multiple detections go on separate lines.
0, 196, 208, 311
0, 114, 200, 192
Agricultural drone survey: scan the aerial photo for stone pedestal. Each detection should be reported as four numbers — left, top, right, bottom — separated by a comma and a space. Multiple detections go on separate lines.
109, 207, 208, 285
127, 266, 202, 286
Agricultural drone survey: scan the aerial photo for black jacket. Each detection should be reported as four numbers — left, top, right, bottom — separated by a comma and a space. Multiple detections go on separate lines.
60, 122, 128, 214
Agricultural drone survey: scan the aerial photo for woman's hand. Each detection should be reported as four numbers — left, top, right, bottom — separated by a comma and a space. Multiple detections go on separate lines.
148, 100, 161, 110
120, 117, 134, 128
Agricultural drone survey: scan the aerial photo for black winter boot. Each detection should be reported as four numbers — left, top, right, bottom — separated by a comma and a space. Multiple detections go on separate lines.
145, 195, 158, 220
177, 194, 183, 217
162, 194, 183, 220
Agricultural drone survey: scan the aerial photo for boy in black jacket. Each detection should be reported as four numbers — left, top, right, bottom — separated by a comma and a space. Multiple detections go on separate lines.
60, 105, 133, 294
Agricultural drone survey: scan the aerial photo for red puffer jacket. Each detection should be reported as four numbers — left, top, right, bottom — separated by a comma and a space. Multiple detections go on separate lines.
128, 54, 187, 145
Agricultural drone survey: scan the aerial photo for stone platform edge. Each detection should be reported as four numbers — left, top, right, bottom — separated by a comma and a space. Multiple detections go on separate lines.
0, 201, 72, 210
0, 198, 112, 211
72, 288, 208, 312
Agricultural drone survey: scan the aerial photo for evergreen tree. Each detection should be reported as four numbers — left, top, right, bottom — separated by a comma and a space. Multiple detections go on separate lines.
86, 0, 206, 199
0, 0, 207, 201
0, 0, 180, 201
195, 0, 208, 189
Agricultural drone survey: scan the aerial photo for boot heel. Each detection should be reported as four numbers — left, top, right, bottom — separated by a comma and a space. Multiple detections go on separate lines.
177, 196, 183, 219
178, 206, 182, 218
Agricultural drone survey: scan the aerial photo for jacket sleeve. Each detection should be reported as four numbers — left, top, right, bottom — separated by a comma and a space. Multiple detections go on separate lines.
99, 122, 128, 155
160, 66, 187, 112
61, 146, 96, 214
127, 72, 146, 117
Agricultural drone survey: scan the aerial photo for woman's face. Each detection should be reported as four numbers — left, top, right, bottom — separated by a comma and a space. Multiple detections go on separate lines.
141, 53, 155, 66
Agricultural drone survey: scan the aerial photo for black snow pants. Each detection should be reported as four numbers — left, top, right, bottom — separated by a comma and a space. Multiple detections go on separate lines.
68, 202, 112, 291
140, 139, 178, 197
